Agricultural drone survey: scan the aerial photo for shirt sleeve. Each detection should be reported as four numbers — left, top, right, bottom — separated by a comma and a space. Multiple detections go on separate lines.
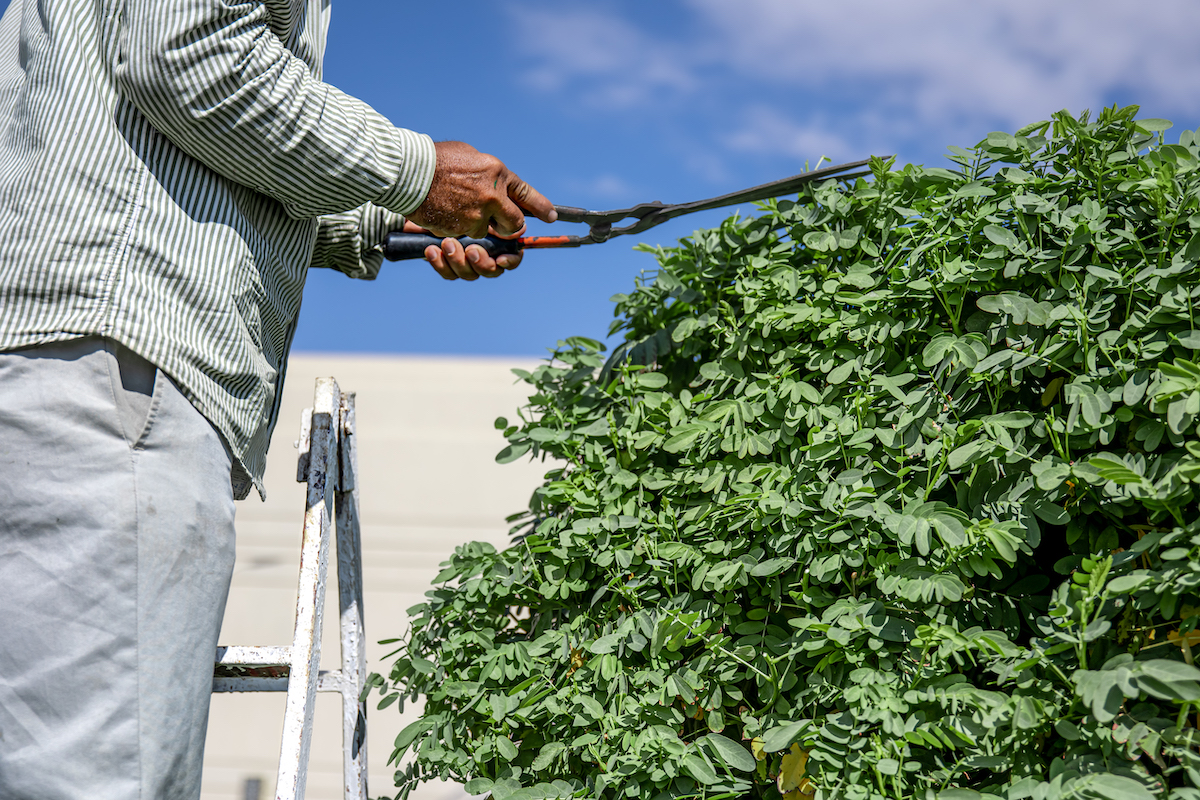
112, 0, 436, 220
311, 204, 405, 280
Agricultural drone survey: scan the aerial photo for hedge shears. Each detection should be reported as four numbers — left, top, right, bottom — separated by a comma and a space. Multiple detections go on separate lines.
382, 159, 871, 262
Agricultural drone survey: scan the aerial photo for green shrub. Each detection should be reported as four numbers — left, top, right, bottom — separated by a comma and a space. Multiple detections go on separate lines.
372, 106, 1200, 800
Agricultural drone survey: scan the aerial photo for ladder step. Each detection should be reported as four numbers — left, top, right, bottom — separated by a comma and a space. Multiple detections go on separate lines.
315, 670, 346, 694
212, 647, 350, 692
214, 675, 289, 693
216, 645, 292, 665
214, 645, 292, 679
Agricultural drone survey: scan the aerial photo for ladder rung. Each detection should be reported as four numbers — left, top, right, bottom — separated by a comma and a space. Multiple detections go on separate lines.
212, 669, 347, 694
316, 669, 346, 694
214, 676, 289, 693
216, 645, 292, 666
214, 645, 292, 681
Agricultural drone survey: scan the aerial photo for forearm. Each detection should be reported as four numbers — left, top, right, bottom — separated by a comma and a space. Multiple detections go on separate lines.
311, 204, 405, 279
114, 0, 435, 219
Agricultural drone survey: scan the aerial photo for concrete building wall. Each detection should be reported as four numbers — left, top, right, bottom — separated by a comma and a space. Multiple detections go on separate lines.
200, 353, 551, 800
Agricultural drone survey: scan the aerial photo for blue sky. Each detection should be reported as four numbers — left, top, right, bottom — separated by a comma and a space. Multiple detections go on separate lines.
293, 0, 1200, 357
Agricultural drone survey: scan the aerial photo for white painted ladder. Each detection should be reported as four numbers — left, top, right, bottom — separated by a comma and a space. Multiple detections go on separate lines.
213, 377, 368, 800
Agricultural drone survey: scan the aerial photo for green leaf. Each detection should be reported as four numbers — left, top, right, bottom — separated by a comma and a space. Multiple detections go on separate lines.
577, 418, 610, 436
701, 733, 757, 772
1136, 118, 1173, 132
657, 541, 696, 562
1183, 230, 1200, 262
1012, 696, 1044, 730
761, 720, 813, 753
528, 427, 565, 443
1054, 720, 1080, 741
974, 349, 1014, 374
1032, 460, 1071, 491
1030, 499, 1069, 525
465, 778, 495, 795
877, 757, 900, 776
1073, 669, 1126, 722
922, 334, 958, 368
489, 780, 523, 800
589, 633, 621, 655
530, 742, 566, 771
570, 732, 599, 748
899, 502, 969, 547
495, 441, 532, 464
1135, 660, 1200, 702
793, 381, 822, 403
985, 412, 1034, 428
663, 423, 711, 453
828, 360, 856, 384
636, 372, 669, 389
1086, 264, 1123, 283
672, 317, 700, 343
1108, 573, 1150, 594
1088, 453, 1148, 486
870, 615, 916, 643
976, 292, 1048, 325
682, 752, 719, 785
1177, 330, 1200, 349
496, 736, 518, 761
986, 131, 1021, 150
948, 440, 990, 471
749, 557, 795, 577
578, 695, 606, 718
1077, 773, 1158, 800
983, 224, 1020, 250
1124, 370, 1151, 405
393, 719, 433, 756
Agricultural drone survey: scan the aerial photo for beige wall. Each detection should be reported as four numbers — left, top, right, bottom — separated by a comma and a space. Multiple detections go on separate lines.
200, 353, 550, 800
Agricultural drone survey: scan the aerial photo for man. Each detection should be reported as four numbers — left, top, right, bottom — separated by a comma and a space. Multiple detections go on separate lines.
0, 1, 554, 798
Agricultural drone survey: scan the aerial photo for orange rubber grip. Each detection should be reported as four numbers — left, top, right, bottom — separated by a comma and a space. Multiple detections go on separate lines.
518, 236, 575, 248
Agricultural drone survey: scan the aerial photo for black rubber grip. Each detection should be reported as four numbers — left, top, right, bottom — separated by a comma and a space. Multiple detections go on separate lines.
383, 233, 523, 261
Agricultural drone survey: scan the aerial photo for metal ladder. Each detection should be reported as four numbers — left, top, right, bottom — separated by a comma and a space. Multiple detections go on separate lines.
212, 377, 368, 800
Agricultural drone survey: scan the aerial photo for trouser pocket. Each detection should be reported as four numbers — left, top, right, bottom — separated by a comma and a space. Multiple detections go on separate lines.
105, 340, 160, 448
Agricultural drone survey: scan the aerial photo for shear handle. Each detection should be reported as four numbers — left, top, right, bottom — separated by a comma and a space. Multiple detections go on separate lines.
382, 233, 521, 261
381, 233, 582, 261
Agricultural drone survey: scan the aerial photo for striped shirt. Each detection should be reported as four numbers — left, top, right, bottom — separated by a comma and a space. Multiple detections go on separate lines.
0, 0, 436, 499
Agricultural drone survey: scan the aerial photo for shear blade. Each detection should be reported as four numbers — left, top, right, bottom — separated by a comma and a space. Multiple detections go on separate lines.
551, 158, 873, 245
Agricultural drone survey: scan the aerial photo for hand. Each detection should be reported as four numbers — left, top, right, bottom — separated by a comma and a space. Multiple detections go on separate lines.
406, 141, 557, 240
402, 221, 521, 280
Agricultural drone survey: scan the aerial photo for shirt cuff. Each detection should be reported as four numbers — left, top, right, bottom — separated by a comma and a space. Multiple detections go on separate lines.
375, 127, 437, 216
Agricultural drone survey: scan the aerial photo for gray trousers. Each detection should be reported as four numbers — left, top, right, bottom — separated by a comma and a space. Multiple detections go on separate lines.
0, 338, 237, 800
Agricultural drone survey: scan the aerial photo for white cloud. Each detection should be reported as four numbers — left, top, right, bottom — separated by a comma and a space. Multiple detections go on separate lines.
567, 173, 639, 202
721, 106, 856, 163
507, 1, 1200, 173
684, 0, 1200, 127
507, 6, 697, 109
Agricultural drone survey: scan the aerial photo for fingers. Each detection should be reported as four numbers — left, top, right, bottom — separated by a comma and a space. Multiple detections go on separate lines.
489, 174, 556, 237
424, 238, 520, 280
494, 251, 523, 270
424, 243, 456, 280
489, 194, 527, 239
508, 176, 557, 223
